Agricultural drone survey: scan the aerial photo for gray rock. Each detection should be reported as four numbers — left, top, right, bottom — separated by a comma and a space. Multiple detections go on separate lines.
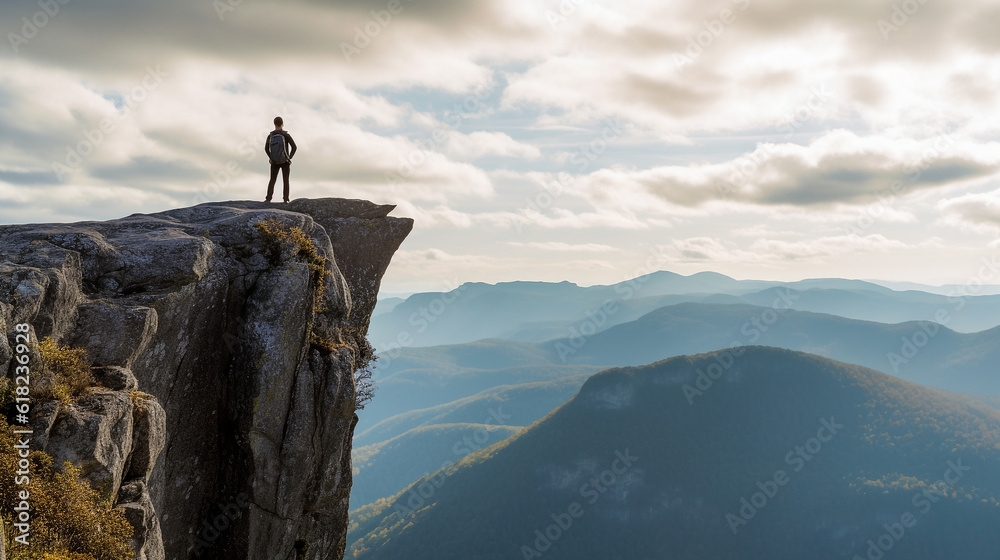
7, 336, 167, 560
67, 301, 158, 368
24, 376, 169, 559
126, 393, 167, 483
0, 198, 411, 560
118, 480, 166, 560
0, 305, 10, 375
0, 264, 51, 329
93, 366, 140, 391
0, 248, 84, 339
28, 400, 61, 450
36, 389, 134, 500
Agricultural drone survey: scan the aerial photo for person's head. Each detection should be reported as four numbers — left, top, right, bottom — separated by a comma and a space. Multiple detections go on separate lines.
273, 116, 283, 129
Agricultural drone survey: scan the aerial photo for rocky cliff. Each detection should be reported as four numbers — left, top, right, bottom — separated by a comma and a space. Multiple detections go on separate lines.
0, 199, 412, 559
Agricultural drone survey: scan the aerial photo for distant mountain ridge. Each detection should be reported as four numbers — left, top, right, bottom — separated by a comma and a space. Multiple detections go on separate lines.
370, 271, 1000, 348
349, 347, 1000, 560
364, 302, 1000, 438
351, 302, 1000, 514
545, 302, 1000, 393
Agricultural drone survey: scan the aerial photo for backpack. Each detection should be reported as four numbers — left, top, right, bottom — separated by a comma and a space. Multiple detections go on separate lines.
268, 132, 289, 164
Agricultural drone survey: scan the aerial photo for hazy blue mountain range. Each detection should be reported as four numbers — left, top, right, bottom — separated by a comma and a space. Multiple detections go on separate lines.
351, 375, 592, 511
372, 296, 405, 317
362, 302, 1000, 438
356, 373, 591, 447
349, 347, 1000, 560
353, 277, 1000, 553
369, 272, 1000, 348
352, 302, 999, 514
870, 280, 1000, 296
547, 302, 1000, 394
352, 422, 520, 508
361, 338, 607, 429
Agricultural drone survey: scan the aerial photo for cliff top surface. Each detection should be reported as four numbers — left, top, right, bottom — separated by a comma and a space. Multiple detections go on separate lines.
0, 197, 408, 232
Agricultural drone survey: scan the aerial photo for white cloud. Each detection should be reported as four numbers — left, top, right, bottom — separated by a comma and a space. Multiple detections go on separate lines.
491, 208, 650, 230
3, 0, 1000, 290
443, 131, 541, 161
572, 130, 1000, 211
391, 202, 475, 229
663, 233, 914, 265
507, 241, 616, 252
938, 189, 1000, 233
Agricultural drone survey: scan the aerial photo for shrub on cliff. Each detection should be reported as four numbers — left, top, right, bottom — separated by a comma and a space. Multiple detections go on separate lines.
254, 217, 329, 312
32, 338, 93, 404
0, 417, 134, 559
254, 217, 378, 410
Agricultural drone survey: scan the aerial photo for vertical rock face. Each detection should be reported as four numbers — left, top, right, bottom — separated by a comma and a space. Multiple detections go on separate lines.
0, 199, 412, 560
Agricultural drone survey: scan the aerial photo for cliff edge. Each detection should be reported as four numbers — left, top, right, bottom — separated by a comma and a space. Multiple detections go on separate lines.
0, 198, 412, 560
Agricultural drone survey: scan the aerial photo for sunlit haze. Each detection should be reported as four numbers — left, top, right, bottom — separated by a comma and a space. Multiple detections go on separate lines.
2, 0, 998, 292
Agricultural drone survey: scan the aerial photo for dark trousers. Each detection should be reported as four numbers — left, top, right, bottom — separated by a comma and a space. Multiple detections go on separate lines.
266, 163, 290, 201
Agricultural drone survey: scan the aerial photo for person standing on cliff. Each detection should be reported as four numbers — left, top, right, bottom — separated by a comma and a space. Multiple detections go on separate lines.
264, 116, 297, 203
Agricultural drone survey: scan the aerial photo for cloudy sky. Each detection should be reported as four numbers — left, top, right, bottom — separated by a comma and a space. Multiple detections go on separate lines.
1, 0, 998, 293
